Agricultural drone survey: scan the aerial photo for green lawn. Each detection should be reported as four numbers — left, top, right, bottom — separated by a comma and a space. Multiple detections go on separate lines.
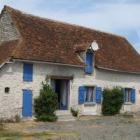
0, 129, 63, 140
0, 123, 77, 140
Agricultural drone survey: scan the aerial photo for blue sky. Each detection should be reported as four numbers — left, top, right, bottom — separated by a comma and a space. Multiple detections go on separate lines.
0, 0, 140, 53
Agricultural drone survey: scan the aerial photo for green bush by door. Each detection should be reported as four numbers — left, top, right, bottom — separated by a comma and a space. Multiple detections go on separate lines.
34, 77, 58, 122
102, 87, 124, 116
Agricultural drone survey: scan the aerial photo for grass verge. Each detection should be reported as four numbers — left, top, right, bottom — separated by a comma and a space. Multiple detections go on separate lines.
0, 126, 78, 140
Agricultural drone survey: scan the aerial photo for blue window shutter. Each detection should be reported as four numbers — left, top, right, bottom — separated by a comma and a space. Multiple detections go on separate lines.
78, 86, 86, 104
96, 87, 102, 104
23, 63, 33, 81
131, 89, 136, 103
85, 52, 93, 74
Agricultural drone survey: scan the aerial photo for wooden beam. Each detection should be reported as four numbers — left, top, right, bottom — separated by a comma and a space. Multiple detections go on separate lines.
49, 75, 73, 80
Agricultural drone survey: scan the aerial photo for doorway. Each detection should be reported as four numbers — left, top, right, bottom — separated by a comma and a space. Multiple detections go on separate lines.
51, 79, 69, 110
22, 89, 32, 117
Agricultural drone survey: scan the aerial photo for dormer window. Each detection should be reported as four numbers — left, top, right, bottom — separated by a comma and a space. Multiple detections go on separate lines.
85, 50, 93, 74
23, 63, 33, 82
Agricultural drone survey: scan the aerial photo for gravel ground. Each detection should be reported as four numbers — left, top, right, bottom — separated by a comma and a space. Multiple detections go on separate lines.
25, 116, 140, 140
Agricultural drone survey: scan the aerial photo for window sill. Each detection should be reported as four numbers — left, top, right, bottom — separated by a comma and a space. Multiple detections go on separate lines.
84, 102, 96, 106
124, 102, 133, 105
23, 80, 33, 82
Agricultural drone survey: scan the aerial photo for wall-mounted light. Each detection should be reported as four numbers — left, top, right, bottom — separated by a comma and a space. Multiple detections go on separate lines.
5, 87, 10, 94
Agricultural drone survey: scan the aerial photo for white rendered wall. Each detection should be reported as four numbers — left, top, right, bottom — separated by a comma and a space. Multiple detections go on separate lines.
0, 61, 140, 119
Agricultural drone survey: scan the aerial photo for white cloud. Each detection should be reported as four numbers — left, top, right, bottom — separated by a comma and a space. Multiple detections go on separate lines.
1, 2, 139, 31
39, 4, 140, 31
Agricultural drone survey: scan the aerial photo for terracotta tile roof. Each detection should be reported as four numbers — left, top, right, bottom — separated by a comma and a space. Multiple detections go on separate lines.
0, 6, 140, 73
0, 40, 19, 64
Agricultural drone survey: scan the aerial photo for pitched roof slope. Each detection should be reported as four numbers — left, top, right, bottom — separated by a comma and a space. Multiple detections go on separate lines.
0, 40, 19, 64
0, 6, 140, 73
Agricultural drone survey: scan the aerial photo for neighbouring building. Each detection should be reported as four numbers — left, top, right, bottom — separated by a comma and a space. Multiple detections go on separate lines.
0, 6, 140, 119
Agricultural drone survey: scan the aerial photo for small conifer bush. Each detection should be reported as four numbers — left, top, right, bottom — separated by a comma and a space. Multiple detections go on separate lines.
34, 76, 58, 122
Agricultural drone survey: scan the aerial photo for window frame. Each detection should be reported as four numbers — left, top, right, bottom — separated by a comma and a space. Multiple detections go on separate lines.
124, 88, 132, 103
84, 86, 96, 103
23, 63, 33, 82
85, 50, 93, 74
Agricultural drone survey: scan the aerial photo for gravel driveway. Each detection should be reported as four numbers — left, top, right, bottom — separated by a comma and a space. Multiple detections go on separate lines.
23, 115, 140, 140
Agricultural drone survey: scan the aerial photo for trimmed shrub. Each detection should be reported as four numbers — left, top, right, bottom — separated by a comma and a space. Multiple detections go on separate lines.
70, 108, 79, 117
102, 87, 124, 115
36, 114, 58, 122
34, 76, 58, 122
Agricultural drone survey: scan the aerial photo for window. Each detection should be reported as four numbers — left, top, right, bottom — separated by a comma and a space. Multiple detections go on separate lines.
124, 88, 136, 103
124, 88, 132, 102
85, 50, 93, 74
5, 87, 10, 94
85, 87, 95, 102
78, 86, 102, 104
23, 63, 33, 82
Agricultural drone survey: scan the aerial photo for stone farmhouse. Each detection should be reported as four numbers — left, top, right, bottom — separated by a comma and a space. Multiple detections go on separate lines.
0, 6, 140, 119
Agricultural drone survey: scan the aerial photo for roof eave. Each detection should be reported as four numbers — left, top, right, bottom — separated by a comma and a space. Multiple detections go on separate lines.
96, 65, 140, 75
13, 58, 85, 68
0, 58, 14, 69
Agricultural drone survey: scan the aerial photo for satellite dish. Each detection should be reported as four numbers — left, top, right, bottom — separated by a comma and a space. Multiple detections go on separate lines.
91, 41, 99, 51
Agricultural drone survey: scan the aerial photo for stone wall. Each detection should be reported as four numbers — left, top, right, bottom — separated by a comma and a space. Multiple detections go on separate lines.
0, 10, 20, 43
0, 61, 140, 119
0, 62, 84, 119
0, 7, 140, 119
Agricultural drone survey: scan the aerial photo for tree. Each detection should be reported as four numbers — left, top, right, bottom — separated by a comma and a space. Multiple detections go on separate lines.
34, 76, 58, 122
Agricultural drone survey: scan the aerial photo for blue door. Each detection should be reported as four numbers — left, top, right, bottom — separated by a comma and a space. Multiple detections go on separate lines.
22, 90, 32, 117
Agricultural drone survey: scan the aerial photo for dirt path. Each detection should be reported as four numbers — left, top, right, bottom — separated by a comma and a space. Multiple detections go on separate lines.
3, 116, 140, 140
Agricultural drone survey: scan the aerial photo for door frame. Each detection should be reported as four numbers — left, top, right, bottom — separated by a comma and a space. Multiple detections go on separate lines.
51, 78, 70, 110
